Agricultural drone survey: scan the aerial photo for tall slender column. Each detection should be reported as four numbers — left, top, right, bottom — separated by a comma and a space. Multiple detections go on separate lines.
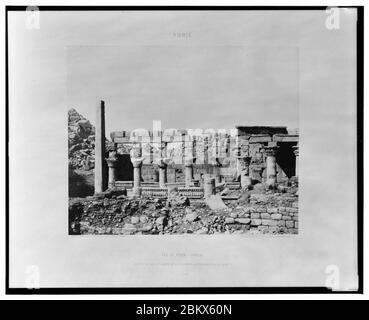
264, 144, 279, 186
94, 100, 107, 193
184, 157, 194, 187
204, 137, 209, 165
293, 145, 299, 177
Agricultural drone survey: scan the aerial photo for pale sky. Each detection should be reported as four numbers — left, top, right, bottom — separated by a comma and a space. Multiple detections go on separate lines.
9, 10, 357, 134
8, 10, 313, 133
66, 44, 299, 132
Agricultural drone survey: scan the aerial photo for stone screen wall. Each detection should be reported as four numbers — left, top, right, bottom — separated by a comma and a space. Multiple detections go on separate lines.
110, 127, 298, 184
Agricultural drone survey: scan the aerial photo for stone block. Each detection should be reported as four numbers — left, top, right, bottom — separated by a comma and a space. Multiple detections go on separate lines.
250, 207, 258, 213
235, 218, 251, 224
251, 212, 260, 219
272, 134, 299, 143
282, 215, 292, 220
277, 220, 286, 227
251, 219, 261, 226
249, 135, 271, 143
261, 213, 271, 219
225, 217, 235, 224
267, 207, 278, 214
286, 220, 294, 228
243, 207, 250, 214
205, 194, 228, 210
288, 228, 298, 234
271, 213, 282, 220
294, 221, 299, 228
262, 219, 277, 226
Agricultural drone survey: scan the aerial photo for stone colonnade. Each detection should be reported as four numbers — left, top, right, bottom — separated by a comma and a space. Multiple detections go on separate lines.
93, 102, 299, 194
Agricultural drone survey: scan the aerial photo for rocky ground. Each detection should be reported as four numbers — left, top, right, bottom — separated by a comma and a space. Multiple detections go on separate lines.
68, 108, 113, 197
68, 108, 298, 235
69, 181, 298, 235
68, 108, 96, 171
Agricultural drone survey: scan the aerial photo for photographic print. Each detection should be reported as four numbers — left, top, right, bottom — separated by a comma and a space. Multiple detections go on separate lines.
7, 6, 361, 292
67, 45, 300, 236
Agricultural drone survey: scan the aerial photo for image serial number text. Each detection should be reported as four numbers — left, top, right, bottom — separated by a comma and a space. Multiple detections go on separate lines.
136, 304, 232, 317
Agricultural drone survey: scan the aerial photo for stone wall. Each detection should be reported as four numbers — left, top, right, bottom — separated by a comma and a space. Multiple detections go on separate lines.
110, 127, 298, 184
244, 193, 298, 234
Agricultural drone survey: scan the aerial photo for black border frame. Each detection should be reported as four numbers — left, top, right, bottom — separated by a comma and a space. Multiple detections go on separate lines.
5, 5, 364, 295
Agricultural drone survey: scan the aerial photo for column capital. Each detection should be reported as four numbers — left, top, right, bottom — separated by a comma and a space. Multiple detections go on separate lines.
105, 157, 118, 168
130, 143, 142, 158
154, 157, 171, 168
131, 157, 145, 168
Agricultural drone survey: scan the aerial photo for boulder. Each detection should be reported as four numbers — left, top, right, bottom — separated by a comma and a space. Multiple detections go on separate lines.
185, 212, 199, 222
235, 218, 251, 224
205, 194, 228, 210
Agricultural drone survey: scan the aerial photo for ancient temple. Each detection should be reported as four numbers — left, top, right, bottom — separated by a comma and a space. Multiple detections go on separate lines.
95, 101, 299, 198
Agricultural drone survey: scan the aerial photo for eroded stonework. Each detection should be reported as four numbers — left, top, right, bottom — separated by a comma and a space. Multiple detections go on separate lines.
68, 103, 299, 235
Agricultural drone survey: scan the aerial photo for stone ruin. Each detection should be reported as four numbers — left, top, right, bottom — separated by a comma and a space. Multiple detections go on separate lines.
69, 100, 299, 235
94, 100, 299, 198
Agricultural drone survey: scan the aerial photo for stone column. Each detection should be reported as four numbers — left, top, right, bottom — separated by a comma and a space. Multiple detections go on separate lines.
293, 145, 299, 177
184, 157, 194, 187
106, 157, 118, 189
155, 158, 169, 188
204, 137, 209, 165
131, 157, 144, 197
209, 157, 222, 183
105, 145, 118, 189
203, 174, 216, 198
94, 100, 107, 193
238, 156, 252, 188
158, 164, 167, 187
264, 144, 278, 186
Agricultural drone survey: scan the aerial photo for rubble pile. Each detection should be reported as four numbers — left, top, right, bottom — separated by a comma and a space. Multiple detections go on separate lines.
68, 108, 95, 170
69, 184, 298, 235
